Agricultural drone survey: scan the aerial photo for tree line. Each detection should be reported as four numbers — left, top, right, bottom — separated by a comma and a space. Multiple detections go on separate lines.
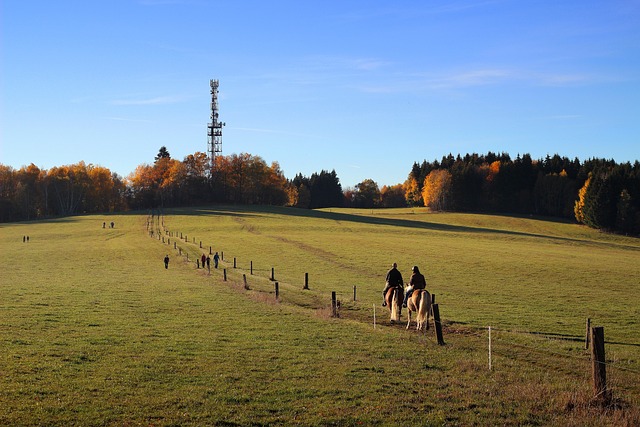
407, 152, 640, 235
1, 148, 638, 235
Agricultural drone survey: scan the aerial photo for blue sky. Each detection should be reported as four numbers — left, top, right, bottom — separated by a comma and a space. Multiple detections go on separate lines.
2, 1, 639, 188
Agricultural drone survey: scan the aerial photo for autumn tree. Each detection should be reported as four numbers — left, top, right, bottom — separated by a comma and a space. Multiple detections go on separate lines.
422, 169, 452, 211
353, 179, 381, 208
380, 184, 406, 208
403, 175, 422, 207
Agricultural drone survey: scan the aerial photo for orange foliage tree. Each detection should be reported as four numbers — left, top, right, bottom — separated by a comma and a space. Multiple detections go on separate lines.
422, 169, 452, 211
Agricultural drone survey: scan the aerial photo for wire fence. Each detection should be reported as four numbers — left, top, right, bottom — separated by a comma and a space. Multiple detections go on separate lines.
146, 210, 640, 401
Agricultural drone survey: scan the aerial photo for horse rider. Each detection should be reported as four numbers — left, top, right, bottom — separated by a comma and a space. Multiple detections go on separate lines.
382, 262, 404, 306
403, 265, 427, 307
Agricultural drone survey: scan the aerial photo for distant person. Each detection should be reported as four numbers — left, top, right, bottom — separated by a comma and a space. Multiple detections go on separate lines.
206, 255, 211, 269
23, 236, 26, 243
403, 265, 427, 308
381, 262, 404, 306
201, 254, 206, 269
103, 222, 106, 228
164, 255, 170, 269
213, 252, 220, 269
110, 222, 114, 228
26, 236, 29, 242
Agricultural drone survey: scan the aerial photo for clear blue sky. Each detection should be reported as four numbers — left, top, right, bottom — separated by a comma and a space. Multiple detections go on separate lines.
2, 1, 639, 188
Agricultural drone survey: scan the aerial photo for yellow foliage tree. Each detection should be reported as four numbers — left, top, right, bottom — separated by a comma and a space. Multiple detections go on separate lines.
422, 169, 452, 211
574, 175, 591, 224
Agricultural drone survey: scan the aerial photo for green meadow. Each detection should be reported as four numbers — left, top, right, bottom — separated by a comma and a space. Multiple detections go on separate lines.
1, 206, 639, 426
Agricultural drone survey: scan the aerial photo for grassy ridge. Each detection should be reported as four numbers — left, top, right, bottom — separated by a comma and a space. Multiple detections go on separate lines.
1, 207, 639, 426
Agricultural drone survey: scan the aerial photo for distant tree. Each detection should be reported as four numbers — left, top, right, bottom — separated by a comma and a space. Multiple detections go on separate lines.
403, 175, 422, 207
309, 170, 343, 208
380, 184, 406, 208
353, 179, 381, 208
581, 169, 620, 230
422, 169, 452, 211
155, 146, 171, 162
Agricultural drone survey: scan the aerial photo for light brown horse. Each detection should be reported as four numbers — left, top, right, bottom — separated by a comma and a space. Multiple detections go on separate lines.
406, 289, 432, 331
385, 286, 403, 324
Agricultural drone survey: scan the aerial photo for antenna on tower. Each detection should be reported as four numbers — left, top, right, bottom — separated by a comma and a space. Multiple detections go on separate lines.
207, 79, 225, 171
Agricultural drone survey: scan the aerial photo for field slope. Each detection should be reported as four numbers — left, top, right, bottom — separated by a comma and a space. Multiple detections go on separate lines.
1, 206, 638, 426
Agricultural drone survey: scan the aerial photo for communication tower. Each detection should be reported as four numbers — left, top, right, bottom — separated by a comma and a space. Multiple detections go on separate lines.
207, 79, 225, 169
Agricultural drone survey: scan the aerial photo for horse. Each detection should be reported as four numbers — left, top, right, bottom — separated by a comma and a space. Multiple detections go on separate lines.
406, 289, 432, 331
385, 286, 403, 324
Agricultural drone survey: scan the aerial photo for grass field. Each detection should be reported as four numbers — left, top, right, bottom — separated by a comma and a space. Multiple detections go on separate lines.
1, 206, 639, 426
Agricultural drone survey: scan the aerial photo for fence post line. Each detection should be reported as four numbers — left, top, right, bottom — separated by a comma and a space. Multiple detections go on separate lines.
271, 267, 275, 281
585, 318, 591, 349
221, 251, 224, 261
243, 274, 249, 290
353, 285, 357, 301
250, 261, 253, 275
223, 269, 227, 281
174, 242, 177, 249
304, 273, 309, 290
210, 246, 212, 255
200, 241, 202, 248
591, 326, 609, 402
432, 303, 445, 345
233, 257, 237, 268
275, 282, 279, 300
331, 291, 337, 317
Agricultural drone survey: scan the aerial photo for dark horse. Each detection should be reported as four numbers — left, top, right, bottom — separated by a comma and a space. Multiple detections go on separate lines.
385, 286, 403, 324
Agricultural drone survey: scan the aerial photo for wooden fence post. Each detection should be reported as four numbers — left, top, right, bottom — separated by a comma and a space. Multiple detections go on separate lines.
174, 242, 177, 249
210, 246, 212, 255
250, 261, 253, 275
591, 326, 609, 402
303, 273, 309, 290
353, 285, 357, 301
223, 269, 227, 281
221, 251, 224, 261
432, 303, 445, 345
331, 291, 338, 317
200, 241, 202, 248
275, 282, 279, 300
233, 257, 237, 268
585, 318, 591, 349
243, 274, 249, 290
271, 267, 275, 281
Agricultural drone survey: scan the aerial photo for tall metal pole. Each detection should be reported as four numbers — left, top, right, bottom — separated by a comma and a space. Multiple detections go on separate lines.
207, 79, 225, 172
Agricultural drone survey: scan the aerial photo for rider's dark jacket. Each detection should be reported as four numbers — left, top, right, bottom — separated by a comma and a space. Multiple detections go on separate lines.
385, 267, 403, 287
409, 272, 426, 289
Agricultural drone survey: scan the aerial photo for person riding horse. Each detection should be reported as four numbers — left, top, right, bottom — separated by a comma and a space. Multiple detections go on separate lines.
382, 262, 404, 307
403, 265, 426, 307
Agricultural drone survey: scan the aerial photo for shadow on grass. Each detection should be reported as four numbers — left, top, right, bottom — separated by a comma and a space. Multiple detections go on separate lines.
162, 205, 640, 249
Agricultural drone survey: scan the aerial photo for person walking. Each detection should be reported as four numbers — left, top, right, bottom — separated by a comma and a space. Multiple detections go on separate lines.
381, 262, 404, 306
164, 255, 170, 269
213, 252, 220, 268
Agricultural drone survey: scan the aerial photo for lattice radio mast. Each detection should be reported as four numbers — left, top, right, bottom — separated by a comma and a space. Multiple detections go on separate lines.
207, 79, 225, 170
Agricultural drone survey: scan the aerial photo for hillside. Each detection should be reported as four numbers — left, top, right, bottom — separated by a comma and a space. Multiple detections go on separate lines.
1, 207, 638, 425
